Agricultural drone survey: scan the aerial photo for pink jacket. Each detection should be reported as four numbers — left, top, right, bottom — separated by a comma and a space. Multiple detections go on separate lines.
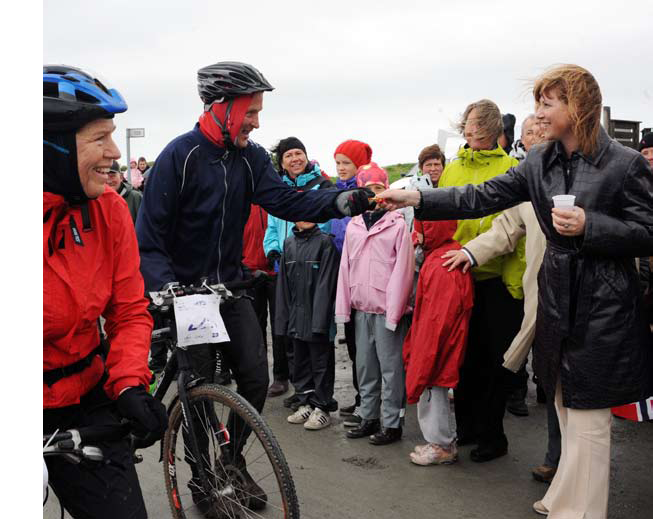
335, 211, 414, 331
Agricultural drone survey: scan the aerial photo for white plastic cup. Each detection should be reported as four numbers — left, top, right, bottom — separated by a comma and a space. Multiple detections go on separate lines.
552, 194, 576, 209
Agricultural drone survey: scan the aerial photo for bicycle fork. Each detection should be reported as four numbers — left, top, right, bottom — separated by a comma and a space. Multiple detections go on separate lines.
175, 348, 229, 498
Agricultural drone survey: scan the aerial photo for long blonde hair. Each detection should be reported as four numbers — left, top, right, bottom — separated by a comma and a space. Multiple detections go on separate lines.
533, 64, 602, 156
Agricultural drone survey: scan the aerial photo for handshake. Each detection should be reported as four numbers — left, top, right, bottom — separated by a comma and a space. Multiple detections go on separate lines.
333, 188, 420, 215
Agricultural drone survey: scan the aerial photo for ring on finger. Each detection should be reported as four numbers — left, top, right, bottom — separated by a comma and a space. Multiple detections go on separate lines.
564, 223, 570, 229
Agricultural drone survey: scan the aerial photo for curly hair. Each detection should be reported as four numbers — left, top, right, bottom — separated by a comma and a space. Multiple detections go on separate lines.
418, 144, 446, 169
456, 99, 503, 143
533, 64, 602, 156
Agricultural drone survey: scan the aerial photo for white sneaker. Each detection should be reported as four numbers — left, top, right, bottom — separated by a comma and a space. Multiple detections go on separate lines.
304, 408, 331, 430
287, 405, 313, 424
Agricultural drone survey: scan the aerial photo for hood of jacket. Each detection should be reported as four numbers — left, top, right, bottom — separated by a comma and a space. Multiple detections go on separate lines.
292, 224, 322, 239
422, 219, 458, 251
349, 209, 404, 235
454, 144, 512, 169
282, 162, 323, 189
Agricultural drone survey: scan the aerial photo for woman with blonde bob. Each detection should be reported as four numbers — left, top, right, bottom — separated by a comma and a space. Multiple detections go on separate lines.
379, 64, 653, 519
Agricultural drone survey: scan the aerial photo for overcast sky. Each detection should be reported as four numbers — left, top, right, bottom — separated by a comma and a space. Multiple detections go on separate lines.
43, 0, 652, 169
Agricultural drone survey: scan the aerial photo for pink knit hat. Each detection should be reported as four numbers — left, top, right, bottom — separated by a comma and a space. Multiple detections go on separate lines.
356, 162, 388, 189
334, 139, 373, 168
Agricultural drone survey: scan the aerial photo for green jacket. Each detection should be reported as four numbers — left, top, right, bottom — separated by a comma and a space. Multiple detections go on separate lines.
439, 145, 526, 299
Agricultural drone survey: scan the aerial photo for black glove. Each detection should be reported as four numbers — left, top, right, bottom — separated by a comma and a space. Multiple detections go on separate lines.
266, 250, 281, 270
116, 386, 168, 446
334, 187, 375, 216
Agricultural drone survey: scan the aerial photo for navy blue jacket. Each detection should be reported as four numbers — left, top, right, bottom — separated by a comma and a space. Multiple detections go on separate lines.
136, 125, 341, 291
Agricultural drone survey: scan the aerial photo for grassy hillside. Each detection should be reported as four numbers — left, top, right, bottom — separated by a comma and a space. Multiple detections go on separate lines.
384, 163, 417, 184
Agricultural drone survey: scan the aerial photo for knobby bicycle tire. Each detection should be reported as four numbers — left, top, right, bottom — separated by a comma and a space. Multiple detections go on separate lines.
163, 384, 300, 519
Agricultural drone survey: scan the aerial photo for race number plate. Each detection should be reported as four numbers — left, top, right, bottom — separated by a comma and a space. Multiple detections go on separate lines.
173, 294, 230, 347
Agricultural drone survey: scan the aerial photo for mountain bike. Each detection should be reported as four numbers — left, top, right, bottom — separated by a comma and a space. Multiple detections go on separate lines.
147, 273, 299, 519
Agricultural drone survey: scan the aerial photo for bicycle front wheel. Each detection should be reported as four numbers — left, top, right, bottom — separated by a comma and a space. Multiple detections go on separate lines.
163, 383, 299, 519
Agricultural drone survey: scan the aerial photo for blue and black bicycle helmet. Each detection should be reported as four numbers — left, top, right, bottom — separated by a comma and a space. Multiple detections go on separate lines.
197, 61, 274, 105
43, 65, 128, 132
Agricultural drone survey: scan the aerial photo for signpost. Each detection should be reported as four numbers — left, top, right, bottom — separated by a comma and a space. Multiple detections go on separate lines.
126, 128, 145, 183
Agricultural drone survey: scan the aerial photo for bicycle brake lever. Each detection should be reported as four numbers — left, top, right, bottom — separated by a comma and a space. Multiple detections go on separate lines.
81, 446, 104, 462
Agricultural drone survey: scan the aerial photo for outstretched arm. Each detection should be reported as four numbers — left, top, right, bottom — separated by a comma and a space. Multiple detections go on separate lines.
378, 161, 531, 220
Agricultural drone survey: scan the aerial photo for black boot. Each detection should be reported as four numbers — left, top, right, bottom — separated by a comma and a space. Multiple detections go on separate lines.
346, 418, 380, 439
470, 443, 508, 463
369, 426, 402, 446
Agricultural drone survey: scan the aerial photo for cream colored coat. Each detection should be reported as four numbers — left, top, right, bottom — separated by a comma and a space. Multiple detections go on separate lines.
463, 202, 545, 372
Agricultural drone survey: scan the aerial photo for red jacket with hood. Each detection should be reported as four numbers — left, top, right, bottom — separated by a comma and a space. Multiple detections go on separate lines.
403, 219, 474, 403
43, 187, 152, 408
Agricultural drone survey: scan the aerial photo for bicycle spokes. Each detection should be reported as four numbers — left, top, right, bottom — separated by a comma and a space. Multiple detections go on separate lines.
164, 385, 298, 518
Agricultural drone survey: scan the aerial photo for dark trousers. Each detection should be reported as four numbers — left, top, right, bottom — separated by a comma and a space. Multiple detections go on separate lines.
250, 275, 290, 382
44, 382, 147, 519
344, 311, 361, 405
187, 298, 269, 469
454, 277, 524, 450
292, 338, 336, 412
507, 362, 529, 403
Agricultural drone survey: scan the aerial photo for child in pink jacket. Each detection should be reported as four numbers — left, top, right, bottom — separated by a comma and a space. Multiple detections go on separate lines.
335, 163, 414, 445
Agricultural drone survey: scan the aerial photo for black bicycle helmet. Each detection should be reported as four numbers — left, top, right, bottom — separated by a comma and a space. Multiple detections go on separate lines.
197, 61, 274, 105
44, 65, 128, 132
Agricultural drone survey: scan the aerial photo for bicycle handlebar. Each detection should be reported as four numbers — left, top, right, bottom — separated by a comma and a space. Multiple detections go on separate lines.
43, 422, 131, 449
148, 270, 270, 307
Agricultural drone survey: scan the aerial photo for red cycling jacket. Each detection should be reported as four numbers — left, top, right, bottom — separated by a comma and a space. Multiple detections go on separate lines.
43, 188, 152, 408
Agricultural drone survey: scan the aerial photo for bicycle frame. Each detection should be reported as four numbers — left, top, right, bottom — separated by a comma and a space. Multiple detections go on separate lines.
149, 308, 229, 499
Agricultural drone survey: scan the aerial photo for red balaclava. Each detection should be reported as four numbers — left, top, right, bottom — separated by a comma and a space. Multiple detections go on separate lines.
198, 94, 253, 148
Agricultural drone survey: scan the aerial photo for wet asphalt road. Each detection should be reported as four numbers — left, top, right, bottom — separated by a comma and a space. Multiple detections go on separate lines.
45, 329, 653, 518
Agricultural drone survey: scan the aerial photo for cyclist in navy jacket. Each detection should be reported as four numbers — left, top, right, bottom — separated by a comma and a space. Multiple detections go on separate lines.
137, 64, 368, 291
136, 61, 371, 517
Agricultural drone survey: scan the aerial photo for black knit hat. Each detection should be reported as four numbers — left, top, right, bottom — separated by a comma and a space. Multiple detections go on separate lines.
638, 132, 653, 152
275, 136, 306, 160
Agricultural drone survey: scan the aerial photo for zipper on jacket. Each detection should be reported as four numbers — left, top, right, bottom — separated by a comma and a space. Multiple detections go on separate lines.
217, 161, 229, 283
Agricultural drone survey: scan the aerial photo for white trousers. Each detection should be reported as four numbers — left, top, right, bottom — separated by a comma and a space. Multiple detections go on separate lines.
541, 381, 612, 519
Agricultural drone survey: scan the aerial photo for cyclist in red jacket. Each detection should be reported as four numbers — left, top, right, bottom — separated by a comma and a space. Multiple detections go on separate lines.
43, 65, 167, 519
